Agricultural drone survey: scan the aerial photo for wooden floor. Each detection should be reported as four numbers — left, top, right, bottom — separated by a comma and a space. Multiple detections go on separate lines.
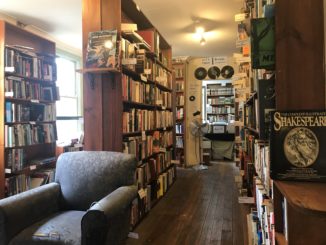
124, 161, 249, 245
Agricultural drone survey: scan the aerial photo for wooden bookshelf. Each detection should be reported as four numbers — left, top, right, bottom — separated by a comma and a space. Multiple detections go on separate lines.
172, 60, 186, 166
0, 20, 58, 198
82, 0, 176, 229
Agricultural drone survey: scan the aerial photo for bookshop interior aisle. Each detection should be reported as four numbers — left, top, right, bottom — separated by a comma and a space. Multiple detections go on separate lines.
125, 161, 249, 245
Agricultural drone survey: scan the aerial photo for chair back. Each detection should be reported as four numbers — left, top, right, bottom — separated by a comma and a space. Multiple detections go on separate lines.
55, 151, 137, 210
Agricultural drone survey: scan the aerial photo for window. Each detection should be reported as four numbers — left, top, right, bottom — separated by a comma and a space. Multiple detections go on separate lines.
55, 51, 83, 144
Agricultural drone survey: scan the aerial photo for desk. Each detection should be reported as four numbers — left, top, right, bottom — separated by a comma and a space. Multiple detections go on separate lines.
203, 133, 235, 160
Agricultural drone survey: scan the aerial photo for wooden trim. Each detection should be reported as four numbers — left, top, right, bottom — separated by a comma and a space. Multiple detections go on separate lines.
0, 21, 5, 198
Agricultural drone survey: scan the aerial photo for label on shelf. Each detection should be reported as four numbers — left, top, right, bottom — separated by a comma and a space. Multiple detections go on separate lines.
238, 196, 255, 204
240, 170, 245, 176
5, 168, 11, 174
138, 188, 147, 199
30, 165, 37, 170
5, 92, 14, 97
234, 13, 246, 22
171, 159, 180, 164
144, 69, 151, 75
159, 147, 167, 153
156, 100, 163, 105
140, 74, 147, 82
29, 121, 36, 125
162, 106, 166, 110
122, 58, 137, 65
141, 131, 146, 141
5, 67, 15, 72
31, 99, 40, 103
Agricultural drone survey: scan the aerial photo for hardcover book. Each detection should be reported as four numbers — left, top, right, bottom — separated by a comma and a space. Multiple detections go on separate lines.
85, 30, 118, 68
270, 111, 326, 181
251, 17, 275, 70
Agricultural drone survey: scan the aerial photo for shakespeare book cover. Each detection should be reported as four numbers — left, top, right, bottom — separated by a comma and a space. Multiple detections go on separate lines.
85, 30, 118, 68
270, 111, 326, 181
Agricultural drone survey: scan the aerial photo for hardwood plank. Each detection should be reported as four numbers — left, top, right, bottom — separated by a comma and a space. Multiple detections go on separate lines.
124, 161, 244, 245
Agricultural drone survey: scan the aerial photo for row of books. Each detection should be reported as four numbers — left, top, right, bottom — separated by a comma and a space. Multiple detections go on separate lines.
4, 123, 57, 148
123, 131, 173, 161
176, 136, 184, 148
123, 109, 155, 133
176, 81, 184, 91
207, 114, 233, 123
176, 94, 184, 106
5, 76, 59, 101
207, 87, 234, 96
131, 166, 176, 227
5, 47, 57, 82
5, 168, 55, 197
175, 123, 184, 134
156, 89, 172, 108
254, 141, 271, 195
123, 109, 173, 133
174, 67, 184, 79
5, 102, 56, 123
206, 105, 235, 114
136, 151, 173, 188
176, 107, 184, 120
5, 147, 56, 173
207, 97, 234, 104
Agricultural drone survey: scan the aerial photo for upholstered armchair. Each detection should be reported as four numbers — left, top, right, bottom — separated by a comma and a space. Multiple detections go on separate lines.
0, 151, 138, 245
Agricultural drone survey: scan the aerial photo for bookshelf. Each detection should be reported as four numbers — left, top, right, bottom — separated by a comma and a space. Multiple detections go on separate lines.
206, 82, 235, 123
234, 0, 326, 244
0, 20, 58, 198
81, 0, 176, 229
172, 60, 186, 165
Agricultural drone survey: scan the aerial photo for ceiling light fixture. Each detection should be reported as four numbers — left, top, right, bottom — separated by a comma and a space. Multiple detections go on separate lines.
200, 36, 206, 46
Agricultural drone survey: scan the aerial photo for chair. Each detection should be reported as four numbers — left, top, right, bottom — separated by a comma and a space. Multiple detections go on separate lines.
0, 151, 138, 245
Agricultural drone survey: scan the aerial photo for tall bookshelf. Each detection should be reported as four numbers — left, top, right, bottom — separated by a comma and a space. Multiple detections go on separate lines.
234, 0, 326, 244
206, 82, 235, 123
81, 0, 176, 228
0, 21, 58, 199
172, 59, 186, 166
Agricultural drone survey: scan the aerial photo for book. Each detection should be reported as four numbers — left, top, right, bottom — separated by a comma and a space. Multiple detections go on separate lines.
251, 17, 275, 69
85, 30, 118, 68
270, 111, 326, 181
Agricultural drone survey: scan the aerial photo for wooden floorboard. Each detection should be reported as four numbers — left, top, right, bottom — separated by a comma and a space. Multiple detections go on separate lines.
124, 161, 246, 245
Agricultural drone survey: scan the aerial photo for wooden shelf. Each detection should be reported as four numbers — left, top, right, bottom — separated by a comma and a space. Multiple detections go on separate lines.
5, 72, 56, 84
123, 100, 156, 110
274, 181, 326, 216
5, 160, 56, 176
210, 103, 234, 106
5, 142, 56, 150
156, 82, 172, 92
175, 90, 184, 93
5, 121, 56, 125
76, 67, 120, 74
5, 97, 55, 105
207, 94, 234, 97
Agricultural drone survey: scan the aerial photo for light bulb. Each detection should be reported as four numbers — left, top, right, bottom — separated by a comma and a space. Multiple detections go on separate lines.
196, 26, 205, 34
200, 36, 206, 46
104, 40, 114, 49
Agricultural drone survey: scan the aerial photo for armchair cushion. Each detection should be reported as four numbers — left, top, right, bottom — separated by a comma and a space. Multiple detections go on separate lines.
9, 210, 84, 245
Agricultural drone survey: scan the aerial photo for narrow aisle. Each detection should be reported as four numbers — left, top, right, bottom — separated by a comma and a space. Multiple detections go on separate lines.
125, 161, 245, 245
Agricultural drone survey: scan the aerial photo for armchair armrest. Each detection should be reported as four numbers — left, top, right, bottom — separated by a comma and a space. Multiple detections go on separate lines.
0, 182, 61, 243
81, 185, 137, 245
88, 185, 138, 217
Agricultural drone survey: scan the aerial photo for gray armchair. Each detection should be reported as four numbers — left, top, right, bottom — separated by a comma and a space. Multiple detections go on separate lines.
0, 151, 138, 245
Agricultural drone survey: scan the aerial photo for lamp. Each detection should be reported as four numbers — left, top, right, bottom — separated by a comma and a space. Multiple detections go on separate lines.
200, 36, 206, 46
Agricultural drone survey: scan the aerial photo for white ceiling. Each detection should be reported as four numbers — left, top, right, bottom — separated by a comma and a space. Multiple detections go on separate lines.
0, 0, 243, 58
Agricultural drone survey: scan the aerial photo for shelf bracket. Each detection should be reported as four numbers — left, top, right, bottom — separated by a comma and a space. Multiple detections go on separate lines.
88, 73, 95, 90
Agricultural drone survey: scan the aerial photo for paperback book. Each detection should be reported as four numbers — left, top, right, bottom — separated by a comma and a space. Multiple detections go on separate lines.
270, 111, 326, 181
85, 30, 118, 68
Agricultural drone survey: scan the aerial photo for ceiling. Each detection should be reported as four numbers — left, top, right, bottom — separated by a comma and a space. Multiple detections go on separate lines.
0, 0, 243, 58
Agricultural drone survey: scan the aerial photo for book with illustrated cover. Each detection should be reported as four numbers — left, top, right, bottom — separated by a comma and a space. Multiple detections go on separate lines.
251, 17, 275, 69
85, 30, 118, 68
270, 111, 326, 181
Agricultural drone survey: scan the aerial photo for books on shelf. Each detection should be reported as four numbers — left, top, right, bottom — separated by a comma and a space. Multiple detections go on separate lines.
270, 110, 326, 181
85, 29, 118, 69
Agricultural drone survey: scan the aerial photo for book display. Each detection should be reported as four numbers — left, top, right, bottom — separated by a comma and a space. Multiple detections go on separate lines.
172, 59, 186, 165
81, 0, 176, 229
0, 21, 58, 198
234, 0, 326, 244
